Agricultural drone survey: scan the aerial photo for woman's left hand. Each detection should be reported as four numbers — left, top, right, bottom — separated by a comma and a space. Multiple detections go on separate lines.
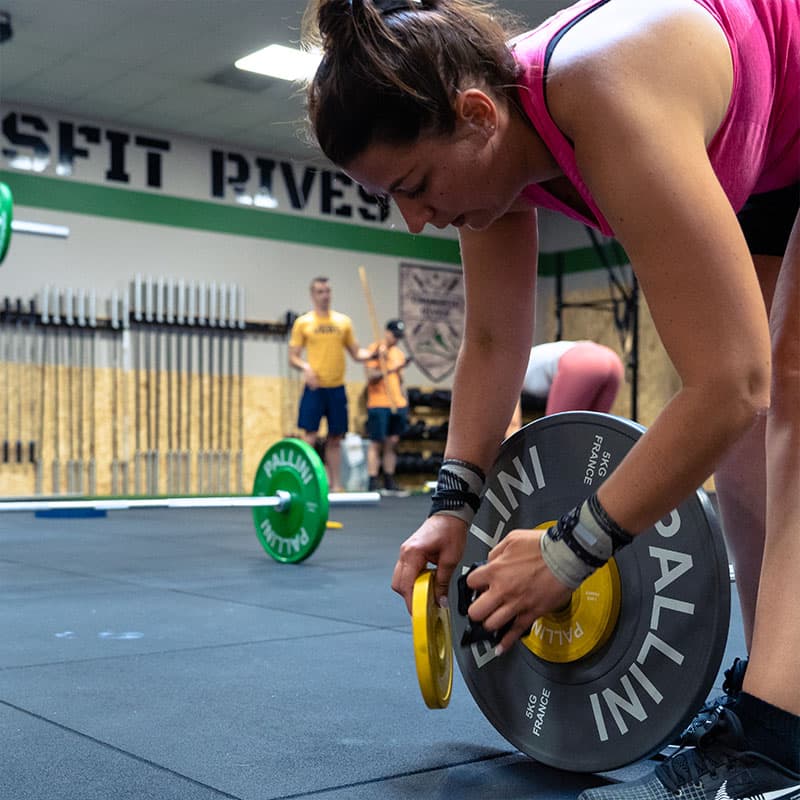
465, 527, 574, 654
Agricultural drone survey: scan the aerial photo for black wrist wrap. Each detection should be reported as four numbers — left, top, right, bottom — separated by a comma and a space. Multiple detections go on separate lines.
549, 505, 607, 570
428, 459, 485, 525
587, 493, 633, 552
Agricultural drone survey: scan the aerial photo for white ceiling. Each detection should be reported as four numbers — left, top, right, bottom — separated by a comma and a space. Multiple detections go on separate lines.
0, 0, 570, 164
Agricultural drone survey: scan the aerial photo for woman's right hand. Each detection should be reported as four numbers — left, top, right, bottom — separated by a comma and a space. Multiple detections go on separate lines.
391, 514, 468, 614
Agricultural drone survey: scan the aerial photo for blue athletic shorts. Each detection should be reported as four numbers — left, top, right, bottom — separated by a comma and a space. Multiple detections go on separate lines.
298, 385, 349, 436
366, 407, 409, 442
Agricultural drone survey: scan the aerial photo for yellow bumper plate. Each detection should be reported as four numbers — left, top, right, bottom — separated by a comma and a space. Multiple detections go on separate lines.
412, 569, 453, 709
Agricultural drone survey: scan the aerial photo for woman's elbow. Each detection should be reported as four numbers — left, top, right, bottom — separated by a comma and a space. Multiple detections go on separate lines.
718, 361, 771, 430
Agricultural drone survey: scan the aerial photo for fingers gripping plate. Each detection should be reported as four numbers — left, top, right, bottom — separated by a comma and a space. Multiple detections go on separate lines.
520, 521, 622, 664
523, 557, 622, 664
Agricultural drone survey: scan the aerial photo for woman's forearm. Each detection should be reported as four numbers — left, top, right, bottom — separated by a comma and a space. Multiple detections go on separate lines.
597, 382, 767, 533
444, 335, 531, 472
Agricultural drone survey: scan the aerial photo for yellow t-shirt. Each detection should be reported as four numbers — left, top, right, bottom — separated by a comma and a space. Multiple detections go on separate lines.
289, 310, 356, 388
366, 343, 409, 410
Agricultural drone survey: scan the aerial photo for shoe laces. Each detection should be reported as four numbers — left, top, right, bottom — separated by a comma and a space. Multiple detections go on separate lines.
658, 708, 747, 793
721, 658, 748, 695
681, 658, 748, 742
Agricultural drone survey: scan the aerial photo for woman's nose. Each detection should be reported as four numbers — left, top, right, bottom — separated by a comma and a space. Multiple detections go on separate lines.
394, 197, 433, 234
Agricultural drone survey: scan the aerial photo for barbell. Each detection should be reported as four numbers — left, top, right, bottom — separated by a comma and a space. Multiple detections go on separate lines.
0, 181, 71, 266
0, 438, 380, 563
413, 412, 730, 773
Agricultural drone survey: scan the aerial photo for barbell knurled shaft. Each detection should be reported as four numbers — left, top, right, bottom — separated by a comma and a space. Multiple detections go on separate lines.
0, 494, 282, 512
0, 490, 379, 513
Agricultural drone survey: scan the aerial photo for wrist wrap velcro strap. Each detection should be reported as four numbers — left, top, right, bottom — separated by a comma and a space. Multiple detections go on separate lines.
428, 458, 486, 525
585, 493, 634, 552
540, 493, 634, 589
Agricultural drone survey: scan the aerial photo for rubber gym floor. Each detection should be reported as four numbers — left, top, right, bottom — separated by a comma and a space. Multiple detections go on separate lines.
1, 494, 744, 800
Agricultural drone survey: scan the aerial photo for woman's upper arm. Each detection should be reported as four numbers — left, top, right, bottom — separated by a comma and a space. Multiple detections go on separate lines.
547, 8, 768, 394
577, 114, 768, 395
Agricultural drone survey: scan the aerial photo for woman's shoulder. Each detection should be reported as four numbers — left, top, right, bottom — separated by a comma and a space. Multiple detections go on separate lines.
545, 0, 733, 143
548, 0, 729, 85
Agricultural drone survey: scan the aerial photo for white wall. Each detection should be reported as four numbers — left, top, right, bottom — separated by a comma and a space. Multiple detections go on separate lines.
1, 105, 618, 388
3, 201, 446, 385
3, 204, 622, 385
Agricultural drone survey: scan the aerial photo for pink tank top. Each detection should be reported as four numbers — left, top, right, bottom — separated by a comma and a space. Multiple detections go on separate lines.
513, 0, 800, 236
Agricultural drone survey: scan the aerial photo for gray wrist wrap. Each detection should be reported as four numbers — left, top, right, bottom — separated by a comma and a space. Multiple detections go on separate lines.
428, 459, 486, 526
540, 494, 633, 589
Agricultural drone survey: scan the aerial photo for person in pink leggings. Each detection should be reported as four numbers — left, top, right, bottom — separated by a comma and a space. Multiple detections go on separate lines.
505, 341, 624, 436
303, 1, 800, 796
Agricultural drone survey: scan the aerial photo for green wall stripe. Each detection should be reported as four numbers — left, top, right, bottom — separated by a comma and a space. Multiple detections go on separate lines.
1, 169, 461, 264
1, 170, 626, 273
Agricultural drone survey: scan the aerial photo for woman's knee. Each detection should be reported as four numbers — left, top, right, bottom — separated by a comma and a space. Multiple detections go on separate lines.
768, 211, 800, 414
771, 325, 800, 383
769, 335, 800, 422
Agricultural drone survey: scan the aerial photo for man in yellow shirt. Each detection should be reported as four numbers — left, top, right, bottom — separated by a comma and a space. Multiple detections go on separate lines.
289, 276, 373, 491
365, 319, 411, 492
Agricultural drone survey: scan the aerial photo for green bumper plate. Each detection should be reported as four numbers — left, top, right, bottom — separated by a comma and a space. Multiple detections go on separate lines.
0, 182, 13, 265
252, 438, 329, 563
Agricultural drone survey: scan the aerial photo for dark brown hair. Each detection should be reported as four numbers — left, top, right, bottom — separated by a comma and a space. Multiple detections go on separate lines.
302, 0, 522, 166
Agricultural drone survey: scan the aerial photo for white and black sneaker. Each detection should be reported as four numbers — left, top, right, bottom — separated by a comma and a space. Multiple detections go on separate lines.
579, 708, 800, 800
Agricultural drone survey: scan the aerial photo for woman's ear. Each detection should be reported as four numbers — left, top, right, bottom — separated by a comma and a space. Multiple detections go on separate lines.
455, 88, 498, 138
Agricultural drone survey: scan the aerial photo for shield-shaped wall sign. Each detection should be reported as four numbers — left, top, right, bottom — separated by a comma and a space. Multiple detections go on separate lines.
399, 262, 465, 383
